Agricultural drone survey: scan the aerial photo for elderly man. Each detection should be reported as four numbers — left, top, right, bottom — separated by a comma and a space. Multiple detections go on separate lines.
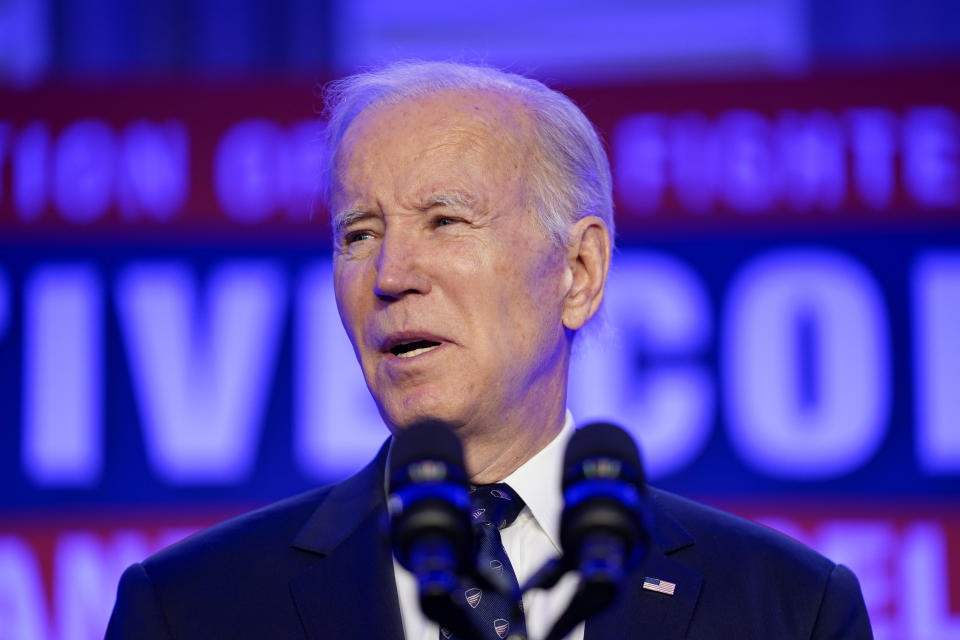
107, 61, 872, 639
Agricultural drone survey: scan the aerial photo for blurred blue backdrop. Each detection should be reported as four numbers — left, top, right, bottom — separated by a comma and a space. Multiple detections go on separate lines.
1, 1, 959, 639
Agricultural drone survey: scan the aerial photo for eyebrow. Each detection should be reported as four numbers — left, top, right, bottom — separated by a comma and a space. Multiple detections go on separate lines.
333, 207, 376, 235
333, 190, 479, 234
417, 190, 478, 211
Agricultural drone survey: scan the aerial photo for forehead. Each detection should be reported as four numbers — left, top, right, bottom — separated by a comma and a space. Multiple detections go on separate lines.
331, 89, 535, 204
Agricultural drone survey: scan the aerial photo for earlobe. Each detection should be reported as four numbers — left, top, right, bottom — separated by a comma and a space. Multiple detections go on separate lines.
561, 216, 611, 330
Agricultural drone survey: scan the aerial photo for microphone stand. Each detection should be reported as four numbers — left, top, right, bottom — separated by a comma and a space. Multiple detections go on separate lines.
534, 532, 625, 640
411, 535, 485, 640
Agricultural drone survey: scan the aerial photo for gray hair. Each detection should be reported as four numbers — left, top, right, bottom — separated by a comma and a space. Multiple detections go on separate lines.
320, 60, 615, 247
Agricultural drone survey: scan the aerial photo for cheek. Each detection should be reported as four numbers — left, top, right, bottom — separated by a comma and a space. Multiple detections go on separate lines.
332, 268, 349, 320
333, 264, 366, 336
496, 250, 566, 340
518, 238, 566, 303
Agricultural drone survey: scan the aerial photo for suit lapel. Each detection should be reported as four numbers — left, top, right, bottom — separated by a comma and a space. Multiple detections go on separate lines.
288, 441, 406, 640
585, 489, 703, 640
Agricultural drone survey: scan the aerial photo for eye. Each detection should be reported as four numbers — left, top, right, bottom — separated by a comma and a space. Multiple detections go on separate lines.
434, 216, 460, 228
343, 229, 374, 245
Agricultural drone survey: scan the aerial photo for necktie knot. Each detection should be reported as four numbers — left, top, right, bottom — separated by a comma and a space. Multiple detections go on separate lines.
469, 483, 525, 530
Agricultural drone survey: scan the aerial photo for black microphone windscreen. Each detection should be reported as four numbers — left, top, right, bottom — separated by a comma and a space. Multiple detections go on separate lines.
563, 422, 645, 487
551, 421, 652, 636
389, 420, 466, 486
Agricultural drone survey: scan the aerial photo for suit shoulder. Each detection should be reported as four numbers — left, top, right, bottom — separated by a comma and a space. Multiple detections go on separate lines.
648, 486, 835, 578
647, 488, 871, 637
139, 442, 389, 585
142, 484, 334, 573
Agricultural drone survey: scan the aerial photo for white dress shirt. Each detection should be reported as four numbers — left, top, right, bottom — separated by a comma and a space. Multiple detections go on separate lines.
392, 411, 584, 640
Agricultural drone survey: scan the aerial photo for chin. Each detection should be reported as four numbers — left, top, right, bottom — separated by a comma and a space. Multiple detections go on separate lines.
382, 391, 466, 432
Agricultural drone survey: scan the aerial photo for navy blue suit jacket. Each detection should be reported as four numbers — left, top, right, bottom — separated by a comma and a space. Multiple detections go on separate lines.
106, 442, 872, 639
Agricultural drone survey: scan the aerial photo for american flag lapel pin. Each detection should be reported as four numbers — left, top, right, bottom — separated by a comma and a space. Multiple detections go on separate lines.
642, 576, 676, 596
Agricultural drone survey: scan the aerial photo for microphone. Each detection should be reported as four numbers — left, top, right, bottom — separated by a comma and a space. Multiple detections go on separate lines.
541, 422, 651, 640
387, 420, 482, 640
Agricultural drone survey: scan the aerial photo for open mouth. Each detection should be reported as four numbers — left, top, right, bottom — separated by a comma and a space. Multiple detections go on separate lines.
389, 340, 442, 359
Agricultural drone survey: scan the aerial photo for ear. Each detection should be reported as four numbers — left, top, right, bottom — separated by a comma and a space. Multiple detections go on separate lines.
561, 215, 611, 330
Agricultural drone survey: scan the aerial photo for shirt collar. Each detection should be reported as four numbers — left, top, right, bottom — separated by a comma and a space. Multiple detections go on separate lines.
502, 409, 574, 552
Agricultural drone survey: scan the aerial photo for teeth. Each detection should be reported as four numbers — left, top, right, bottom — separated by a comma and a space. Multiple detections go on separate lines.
397, 344, 439, 358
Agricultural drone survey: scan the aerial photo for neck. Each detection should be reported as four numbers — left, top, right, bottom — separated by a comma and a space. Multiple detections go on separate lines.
461, 337, 571, 483
460, 402, 566, 484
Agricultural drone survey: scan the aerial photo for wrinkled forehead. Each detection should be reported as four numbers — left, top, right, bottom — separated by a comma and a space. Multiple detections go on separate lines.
330, 88, 537, 204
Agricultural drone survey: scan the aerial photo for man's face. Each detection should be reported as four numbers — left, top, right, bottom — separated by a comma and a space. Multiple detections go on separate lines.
331, 89, 571, 436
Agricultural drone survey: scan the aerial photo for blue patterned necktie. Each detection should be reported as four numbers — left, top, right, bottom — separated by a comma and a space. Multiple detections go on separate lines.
441, 483, 527, 640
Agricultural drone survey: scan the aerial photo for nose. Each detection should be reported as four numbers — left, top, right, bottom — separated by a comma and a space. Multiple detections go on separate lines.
373, 230, 431, 300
